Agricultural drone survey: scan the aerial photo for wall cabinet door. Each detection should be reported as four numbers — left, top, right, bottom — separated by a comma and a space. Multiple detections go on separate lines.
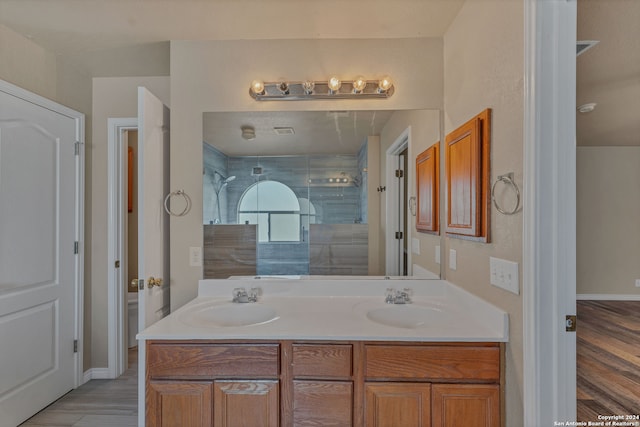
432, 384, 500, 427
365, 382, 431, 427
147, 381, 213, 427
213, 380, 279, 427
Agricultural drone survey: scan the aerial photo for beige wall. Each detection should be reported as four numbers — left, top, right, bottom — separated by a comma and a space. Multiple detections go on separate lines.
443, 1, 524, 425
0, 24, 57, 100
169, 38, 444, 309
91, 77, 170, 368
577, 147, 640, 295
380, 110, 441, 277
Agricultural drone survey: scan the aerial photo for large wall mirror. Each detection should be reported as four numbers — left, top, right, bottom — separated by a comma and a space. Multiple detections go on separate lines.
202, 110, 442, 279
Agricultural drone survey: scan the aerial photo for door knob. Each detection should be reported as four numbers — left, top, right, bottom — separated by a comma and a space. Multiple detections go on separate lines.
147, 277, 163, 288
131, 278, 144, 290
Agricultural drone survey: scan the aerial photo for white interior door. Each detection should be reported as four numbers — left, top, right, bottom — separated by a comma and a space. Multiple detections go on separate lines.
0, 81, 83, 427
136, 87, 170, 333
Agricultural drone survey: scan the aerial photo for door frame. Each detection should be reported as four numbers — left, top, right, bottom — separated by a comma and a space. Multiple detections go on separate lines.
522, 0, 577, 424
0, 79, 85, 388
107, 117, 137, 379
384, 127, 411, 276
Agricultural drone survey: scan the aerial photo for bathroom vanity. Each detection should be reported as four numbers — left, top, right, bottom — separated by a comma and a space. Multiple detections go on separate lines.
138, 278, 508, 427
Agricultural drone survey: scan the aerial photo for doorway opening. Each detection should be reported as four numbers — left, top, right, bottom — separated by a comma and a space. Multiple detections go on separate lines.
385, 127, 411, 276
107, 118, 138, 379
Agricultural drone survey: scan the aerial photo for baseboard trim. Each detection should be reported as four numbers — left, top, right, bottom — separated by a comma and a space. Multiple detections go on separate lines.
577, 294, 640, 301
83, 367, 112, 383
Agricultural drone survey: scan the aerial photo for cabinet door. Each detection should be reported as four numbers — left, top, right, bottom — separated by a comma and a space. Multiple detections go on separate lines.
416, 143, 439, 233
147, 381, 213, 427
365, 383, 431, 427
214, 380, 278, 427
293, 380, 353, 426
432, 384, 500, 427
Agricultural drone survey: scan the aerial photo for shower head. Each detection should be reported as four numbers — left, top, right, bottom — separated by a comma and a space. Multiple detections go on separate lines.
214, 171, 236, 184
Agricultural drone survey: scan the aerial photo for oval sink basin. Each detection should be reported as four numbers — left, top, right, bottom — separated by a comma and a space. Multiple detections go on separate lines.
181, 303, 279, 327
365, 305, 442, 329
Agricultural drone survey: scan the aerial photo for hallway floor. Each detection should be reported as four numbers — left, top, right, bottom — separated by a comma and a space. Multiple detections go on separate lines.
577, 300, 640, 421
19, 348, 138, 427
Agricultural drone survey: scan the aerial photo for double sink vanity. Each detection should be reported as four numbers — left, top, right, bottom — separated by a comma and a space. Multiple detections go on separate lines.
138, 277, 508, 426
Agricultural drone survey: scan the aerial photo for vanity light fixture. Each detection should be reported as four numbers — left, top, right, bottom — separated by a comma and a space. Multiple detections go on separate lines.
249, 75, 395, 100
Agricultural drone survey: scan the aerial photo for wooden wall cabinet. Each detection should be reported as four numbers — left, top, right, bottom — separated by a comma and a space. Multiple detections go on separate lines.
445, 109, 491, 242
146, 341, 502, 427
416, 143, 440, 234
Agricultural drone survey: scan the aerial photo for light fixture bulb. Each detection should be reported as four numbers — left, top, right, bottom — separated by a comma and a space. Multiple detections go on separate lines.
250, 80, 265, 95
377, 75, 393, 93
328, 76, 342, 93
277, 81, 289, 95
352, 76, 367, 93
302, 80, 315, 95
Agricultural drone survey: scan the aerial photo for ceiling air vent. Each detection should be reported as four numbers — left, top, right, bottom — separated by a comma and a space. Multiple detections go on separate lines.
273, 127, 295, 135
576, 40, 599, 57
252, 167, 263, 176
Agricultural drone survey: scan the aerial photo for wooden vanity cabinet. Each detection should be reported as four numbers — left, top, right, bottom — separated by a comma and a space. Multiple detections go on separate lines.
146, 341, 502, 427
146, 342, 280, 427
364, 343, 502, 427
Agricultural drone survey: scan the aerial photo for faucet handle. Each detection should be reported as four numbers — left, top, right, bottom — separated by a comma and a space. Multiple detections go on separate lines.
385, 288, 396, 304
232, 287, 247, 302
400, 288, 413, 303
249, 287, 262, 302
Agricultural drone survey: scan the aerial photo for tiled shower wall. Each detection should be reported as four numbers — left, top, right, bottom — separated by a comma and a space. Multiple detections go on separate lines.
202, 143, 370, 276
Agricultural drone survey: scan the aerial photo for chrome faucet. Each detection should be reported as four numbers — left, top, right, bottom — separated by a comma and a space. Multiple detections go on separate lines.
385, 288, 413, 304
232, 287, 261, 303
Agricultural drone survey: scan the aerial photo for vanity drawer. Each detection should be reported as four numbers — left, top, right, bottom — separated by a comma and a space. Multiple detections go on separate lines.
147, 342, 280, 379
364, 344, 500, 381
292, 344, 352, 378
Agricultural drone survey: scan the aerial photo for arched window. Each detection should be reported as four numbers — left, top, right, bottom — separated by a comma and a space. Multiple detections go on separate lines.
238, 181, 301, 242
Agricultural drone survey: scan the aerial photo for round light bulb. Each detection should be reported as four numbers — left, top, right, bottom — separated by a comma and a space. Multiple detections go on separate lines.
277, 81, 289, 95
353, 75, 367, 93
251, 80, 265, 95
328, 76, 342, 93
302, 80, 315, 94
377, 75, 393, 92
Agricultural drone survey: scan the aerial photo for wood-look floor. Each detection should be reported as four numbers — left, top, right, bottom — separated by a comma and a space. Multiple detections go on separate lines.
577, 300, 640, 421
15, 303, 640, 426
18, 348, 138, 427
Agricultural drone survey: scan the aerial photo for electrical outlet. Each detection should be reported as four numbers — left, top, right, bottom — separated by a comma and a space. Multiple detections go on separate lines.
490, 256, 519, 295
435, 245, 441, 265
449, 249, 457, 271
189, 246, 202, 267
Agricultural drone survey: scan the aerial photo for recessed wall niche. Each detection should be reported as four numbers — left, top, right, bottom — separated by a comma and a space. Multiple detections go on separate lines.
445, 108, 491, 242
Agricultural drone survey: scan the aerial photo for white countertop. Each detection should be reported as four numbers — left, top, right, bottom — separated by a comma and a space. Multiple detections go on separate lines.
137, 278, 508, 342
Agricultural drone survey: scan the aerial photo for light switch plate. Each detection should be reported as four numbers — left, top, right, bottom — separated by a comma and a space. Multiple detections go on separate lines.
412, 238, 421, 255
490, 256, 519, 295
435, 245, 441, 265
449, 249, 457, 271
635, 279, 640, 288
189, 246, 202, 267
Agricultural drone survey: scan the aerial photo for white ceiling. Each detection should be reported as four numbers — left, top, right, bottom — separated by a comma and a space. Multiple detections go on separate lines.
0, 0, 636, 147
0, 0, 465, 54
203, 110, 395, 156
577, 0, 640, 146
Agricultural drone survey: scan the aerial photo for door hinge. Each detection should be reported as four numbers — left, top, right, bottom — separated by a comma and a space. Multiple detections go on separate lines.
395, 231, 404, 239
74, 241, 79, 254
115, 260, 120, 269
395, 169, 404, 178
73, 340, 78, 353
566, 315, 577, 332
74, 141, 83, 156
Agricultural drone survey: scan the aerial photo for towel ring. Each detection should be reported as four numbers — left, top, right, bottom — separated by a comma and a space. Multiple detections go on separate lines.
491, 173, 521, 215
163, 190, 192, 217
